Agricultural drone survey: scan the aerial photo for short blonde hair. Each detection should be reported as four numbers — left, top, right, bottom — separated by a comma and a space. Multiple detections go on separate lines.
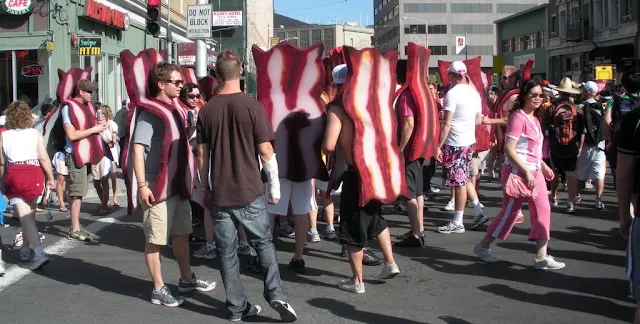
5, 100, 34, 130
100, 105, 113, 121
503, 65, 517, 75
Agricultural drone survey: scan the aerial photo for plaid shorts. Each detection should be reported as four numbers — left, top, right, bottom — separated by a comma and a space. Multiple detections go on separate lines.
441, 144, 475, 187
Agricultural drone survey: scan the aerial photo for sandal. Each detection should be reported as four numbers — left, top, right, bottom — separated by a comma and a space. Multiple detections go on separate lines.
59, 207, 69, 212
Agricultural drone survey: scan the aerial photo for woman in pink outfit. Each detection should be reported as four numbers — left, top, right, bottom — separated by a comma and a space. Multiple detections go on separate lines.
472, 79, 566, 270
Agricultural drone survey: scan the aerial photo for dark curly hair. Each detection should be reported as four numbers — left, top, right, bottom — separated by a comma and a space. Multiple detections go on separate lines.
512, 79, 542, 112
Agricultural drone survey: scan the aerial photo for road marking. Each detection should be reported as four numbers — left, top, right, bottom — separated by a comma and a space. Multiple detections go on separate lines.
0, 208, 128, 292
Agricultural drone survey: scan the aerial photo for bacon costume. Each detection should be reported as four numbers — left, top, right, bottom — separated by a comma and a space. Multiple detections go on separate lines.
494, 59, 534, 152
331, 46, 409, 207
394, 42, 440, 162
252, 42, 329, 182
119, 49, 196, 214
438, 57, 493, 153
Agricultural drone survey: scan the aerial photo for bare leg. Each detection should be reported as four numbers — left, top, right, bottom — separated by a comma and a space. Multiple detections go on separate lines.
535, 240, 549, 259
293, 214, 309, 260
566, 171, 578, 201
347, 247, 364, 284
100, 177, 109, 208
308, 208, 318, 232
376, 228, 395, 265
454, 186, 467, 213
144, 243, 165, 290
15, 202, 40, 249
70, 197, 82, 232
478, 233, 496, 248
320, 192, 335, 227
111, 162, 119, 205
171, 234, 193, 281
595, 179, 605, 201
56, 174, 66, 210
405, 199, 421, 237
416, 195, 424, 232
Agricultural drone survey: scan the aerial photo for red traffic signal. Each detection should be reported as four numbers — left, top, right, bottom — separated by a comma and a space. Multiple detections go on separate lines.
146, 0, 161, 37
147, 0, 161, 6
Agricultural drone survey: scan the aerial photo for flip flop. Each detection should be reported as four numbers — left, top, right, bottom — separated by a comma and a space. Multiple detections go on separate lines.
112, 202, 120, 207
59, 207, 69, 212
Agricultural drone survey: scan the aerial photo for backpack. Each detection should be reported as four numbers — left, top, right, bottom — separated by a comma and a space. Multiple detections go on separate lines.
612, 95, 640, 143
49, 114, 67, 153
583, 101, 605, 146
551, 103, 579, 147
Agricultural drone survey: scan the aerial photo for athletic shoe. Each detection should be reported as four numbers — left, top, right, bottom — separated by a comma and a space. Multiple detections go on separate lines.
289, 258, 306, 274
20, 248, 32, 262
178, 273, 217, 293
151, 286, 185, 307
393, 201, 406, 213
362, 248, 383, 266
0, 261, 5, 276
321, 228, 337, 240
269, 300, 297, 322
395, 233, 424, 247
338, 277, 365, 294
565, 202, 575, 214
444, 199, 455, 211
376, 263, 400, 279
469, 213, 490, 230
514, 210, 525, 224
192, 244, 217, 259
474, 244, 500, 263
229, 304, 261, 322
29, 253, 50, 270
534, 255, 566, 270
437, 221, 465, 234
277, 222, 295, 238
237, 241, 251, 256
595, 200, 605, 210
308, 230, 321, 243
550, 197, 558, 207
574, 196, 582, 205
69, 228, 95, 242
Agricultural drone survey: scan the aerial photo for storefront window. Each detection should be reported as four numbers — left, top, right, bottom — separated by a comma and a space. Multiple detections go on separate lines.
0, 50, 48, 113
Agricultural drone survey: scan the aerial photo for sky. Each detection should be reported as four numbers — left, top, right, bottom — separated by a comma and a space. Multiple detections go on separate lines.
274, 0, 374, 26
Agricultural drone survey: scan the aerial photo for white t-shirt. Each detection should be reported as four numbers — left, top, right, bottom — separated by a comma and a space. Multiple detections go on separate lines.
443, 83, 482, 147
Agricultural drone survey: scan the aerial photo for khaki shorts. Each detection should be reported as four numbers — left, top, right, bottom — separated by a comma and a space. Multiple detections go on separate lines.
141, 194, 193, 245
471, 150, 490, 176
91, 157, 112, 181
66, 153, 88, 197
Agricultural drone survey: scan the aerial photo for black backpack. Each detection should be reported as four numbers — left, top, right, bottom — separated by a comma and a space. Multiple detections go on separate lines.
612, 95, 640, 143
49, 113, 67, 153
583, 101, 605, 146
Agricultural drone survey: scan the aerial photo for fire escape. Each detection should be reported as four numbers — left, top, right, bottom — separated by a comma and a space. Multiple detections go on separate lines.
564, 0, 592, 42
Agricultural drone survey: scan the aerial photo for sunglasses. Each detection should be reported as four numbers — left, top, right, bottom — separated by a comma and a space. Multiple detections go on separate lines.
502, 75, 515, 80
187, 94, 201, 99
528, 93, 545, 99
165, 79, 183, 86
83, 90, 94, 94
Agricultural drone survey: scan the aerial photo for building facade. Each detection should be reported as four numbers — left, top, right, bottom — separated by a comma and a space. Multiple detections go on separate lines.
373, 0, 546, 73
0, 0, 193, 114
495, 4, 549, 80
547, 0, 639, 83
274, 24, 374, 56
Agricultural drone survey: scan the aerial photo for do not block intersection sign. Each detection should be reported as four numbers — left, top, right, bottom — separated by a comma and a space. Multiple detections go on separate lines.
187, 4, 212, 39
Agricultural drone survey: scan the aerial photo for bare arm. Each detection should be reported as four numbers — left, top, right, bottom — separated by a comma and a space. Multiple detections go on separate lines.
617, 153, 636, 225
436, 111, 453, 148
197, 143, 210, 190
604, 107, 613, 144
36, 134, 54, 182
475, 112, 483, 126
132, 143, 146, 187
257, 142, 275, 163
64, 123, 101, 142
322, 106, 344, 154
398, 116, 414, 152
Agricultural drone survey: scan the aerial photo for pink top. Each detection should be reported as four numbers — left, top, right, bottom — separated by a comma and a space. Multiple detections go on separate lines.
505, 110, 543, 171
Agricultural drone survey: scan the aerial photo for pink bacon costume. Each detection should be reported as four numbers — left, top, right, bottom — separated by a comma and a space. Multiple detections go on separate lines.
332, 46, 409, 207
394, 42, 440, 163
119, 49, 196, 215
437, 57, 493, 153
42, 67, 108, 167
251, 42, 329, 183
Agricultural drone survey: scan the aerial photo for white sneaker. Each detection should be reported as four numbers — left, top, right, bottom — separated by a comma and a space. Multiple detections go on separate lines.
467, 201, 485, 209
0, 261, 5, 276
376, 263, 400, 279
474, 244, 500, 263
437, 221, 465, 234
444, 199, 455, 211
534, 255, 565, 270
338, 277, 365, 294
308, 231, 321, 243
595, 200, 605, 210
269, 300, 297, 322
29, 253, 50, 271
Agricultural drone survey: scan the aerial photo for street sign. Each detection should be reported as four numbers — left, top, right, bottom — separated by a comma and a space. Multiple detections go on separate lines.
186, 4, 212, 39
212, 10, 242, 26
270, 37, 280, 47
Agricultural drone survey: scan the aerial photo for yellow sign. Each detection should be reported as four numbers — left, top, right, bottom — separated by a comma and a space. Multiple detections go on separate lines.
78, 37, 101, 56
594, 65, 615, 81
493, 56, 504, 71
45, 41, 54, 51
270, 37, 280, 47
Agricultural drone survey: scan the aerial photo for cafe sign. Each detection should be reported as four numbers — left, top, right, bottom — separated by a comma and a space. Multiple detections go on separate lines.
2, 0, 34, 15
83, 0, 129, 31
78, 37, 102, 56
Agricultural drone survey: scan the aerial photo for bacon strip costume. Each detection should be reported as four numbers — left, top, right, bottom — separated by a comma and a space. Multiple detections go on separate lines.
119, 49, 196, 214
394, 42, 440, 162
42, 67, 107, 167
332, 46, 409, 207
437, 57, 493, 153
252, 42, 329, 182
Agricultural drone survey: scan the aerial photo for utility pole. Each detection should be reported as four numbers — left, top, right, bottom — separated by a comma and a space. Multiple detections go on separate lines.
195, 0, 208, 79
166, 0, 173, 63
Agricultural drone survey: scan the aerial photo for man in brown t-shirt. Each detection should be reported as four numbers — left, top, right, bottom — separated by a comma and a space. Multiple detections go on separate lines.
196, 50, 297, 322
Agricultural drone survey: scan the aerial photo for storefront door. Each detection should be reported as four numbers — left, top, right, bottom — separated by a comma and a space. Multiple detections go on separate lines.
0, 49, 51, 113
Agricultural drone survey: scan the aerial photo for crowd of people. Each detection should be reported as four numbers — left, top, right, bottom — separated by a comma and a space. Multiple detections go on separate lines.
0, 45, 639, 322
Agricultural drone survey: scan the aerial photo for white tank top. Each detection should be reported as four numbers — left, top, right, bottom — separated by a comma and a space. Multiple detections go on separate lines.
2, 128, 40, 163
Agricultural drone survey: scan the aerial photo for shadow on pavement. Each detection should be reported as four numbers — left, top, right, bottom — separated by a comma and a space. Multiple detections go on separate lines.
496, 241, 625, 267
478, 284, 634, 322
308, 297, 429, 324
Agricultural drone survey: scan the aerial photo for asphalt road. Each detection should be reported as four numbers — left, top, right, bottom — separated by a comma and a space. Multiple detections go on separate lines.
0, 173, 633, 324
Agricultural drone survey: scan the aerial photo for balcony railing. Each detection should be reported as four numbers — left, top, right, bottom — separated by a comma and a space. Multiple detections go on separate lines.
565, 23, 592, 41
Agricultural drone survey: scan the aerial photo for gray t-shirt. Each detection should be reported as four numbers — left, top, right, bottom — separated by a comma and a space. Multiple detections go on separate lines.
132, 111, 165, 182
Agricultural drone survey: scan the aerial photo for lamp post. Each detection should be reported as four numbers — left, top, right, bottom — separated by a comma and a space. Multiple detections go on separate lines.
402, 16, 428, 48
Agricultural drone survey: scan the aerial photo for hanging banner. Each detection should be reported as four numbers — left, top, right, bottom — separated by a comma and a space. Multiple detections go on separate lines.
455, 35, 466, 55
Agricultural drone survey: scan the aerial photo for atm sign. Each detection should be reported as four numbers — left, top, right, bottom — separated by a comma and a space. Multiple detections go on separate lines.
78, 37, 101, 56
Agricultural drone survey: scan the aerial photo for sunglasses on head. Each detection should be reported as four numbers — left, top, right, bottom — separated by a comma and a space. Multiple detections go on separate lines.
187, 93, 201, 99
166, 79, 183, 86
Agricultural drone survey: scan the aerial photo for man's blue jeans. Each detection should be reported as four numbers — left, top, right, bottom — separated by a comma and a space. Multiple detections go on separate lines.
211, 195, 288, 316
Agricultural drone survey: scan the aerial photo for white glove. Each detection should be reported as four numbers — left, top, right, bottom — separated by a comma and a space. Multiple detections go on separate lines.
261, 154, 280, 201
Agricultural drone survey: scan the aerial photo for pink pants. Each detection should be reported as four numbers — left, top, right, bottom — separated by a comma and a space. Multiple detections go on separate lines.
487, 165, 551, 241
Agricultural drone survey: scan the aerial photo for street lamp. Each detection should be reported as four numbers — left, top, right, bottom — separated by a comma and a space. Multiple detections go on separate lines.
402, 16, 428, 48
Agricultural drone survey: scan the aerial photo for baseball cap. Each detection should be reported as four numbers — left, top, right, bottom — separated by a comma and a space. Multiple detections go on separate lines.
584, 81, 599, 96
0, 115, 5, 126
332, 64, 348, 85
448, 61, 467, 75
76, 79, 97, 93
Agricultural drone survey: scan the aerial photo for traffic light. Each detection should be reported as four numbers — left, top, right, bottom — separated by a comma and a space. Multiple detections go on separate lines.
146, 0, 161, 37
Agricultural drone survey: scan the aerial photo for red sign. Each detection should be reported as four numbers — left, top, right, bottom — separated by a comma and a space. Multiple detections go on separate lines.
21, 64, 44, 78
84, 0, 129, 30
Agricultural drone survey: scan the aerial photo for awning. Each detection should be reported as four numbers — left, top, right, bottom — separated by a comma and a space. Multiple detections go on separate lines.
588, 43, 636, 68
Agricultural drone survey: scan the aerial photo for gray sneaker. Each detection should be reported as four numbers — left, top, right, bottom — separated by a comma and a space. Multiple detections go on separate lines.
565, 202, 575, 214
469, 213, 490, 230
473, 244, 500, 263
338, 277, 365, 294
20, 248, 32, 262
321, 228, 337, 240
193, 244, 217, 259
238, 242, 251, 256
229, 304, 261, 322
29, 253, 50, 271
151, 286, 185, 307
178, 272, 217, 293
595, 200, 605, 210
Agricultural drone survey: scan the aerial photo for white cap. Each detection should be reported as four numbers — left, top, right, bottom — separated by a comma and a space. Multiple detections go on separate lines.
332, 64, 348, 85
448, 61, 467, 75
0, 115, 5, 126
584, 81, 599, 95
